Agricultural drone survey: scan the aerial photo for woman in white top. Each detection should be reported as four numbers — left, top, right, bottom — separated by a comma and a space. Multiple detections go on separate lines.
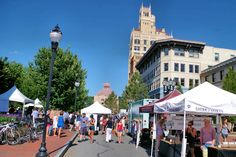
53, 113, 58, 136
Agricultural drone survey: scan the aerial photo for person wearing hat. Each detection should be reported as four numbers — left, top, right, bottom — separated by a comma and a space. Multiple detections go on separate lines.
88, 114, 95, 143
79, 113, 89, 142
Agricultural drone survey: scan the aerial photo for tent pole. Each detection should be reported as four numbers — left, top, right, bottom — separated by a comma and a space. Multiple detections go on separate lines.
216, 114, 220, 146
150, 113, 156, 157
22, 102, 25, 118
181, 110, 187, 157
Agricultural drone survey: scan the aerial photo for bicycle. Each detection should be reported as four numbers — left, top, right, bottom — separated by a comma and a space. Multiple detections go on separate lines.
0, 123, 21, 145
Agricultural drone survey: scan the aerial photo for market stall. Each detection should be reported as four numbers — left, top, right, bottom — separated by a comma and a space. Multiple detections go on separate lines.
81, 101, 111, 131
153, 82, 236, 157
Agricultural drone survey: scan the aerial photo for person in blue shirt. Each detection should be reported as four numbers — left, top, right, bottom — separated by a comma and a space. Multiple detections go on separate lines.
79, 113, 89, 142
57, 111, 65, 138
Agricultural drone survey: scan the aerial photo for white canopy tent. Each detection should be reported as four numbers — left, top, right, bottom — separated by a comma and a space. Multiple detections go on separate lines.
153, 82, 236, 157
81, 101, 112, 114
0, 86, 34, 112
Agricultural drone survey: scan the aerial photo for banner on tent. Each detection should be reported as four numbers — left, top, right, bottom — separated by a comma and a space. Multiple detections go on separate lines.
165, 116, 212, 131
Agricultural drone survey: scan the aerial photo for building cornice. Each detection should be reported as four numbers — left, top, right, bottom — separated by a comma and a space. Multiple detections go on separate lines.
201, 57, 236, 75
136, 38, 205, 69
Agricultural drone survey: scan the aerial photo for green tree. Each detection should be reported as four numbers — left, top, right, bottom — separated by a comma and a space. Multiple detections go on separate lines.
0, 57, 23, 94
176, 84, 183, 93
223, 67, 236, 94
104, 92, 118, 114
120, 72, 149, 109
223, 67, 236, 123
19, 47, 88, 111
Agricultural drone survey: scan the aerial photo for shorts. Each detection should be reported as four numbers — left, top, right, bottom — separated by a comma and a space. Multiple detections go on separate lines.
80, 127, 87, 135
117, 130, 123, 132
222, 134, 228, 139
89, 126, 95, 131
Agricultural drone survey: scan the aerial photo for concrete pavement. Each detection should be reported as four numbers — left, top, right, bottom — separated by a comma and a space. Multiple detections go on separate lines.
64, 134, 150, 157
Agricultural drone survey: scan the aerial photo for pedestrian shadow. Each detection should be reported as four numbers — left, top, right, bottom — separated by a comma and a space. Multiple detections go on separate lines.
48, 143, 68, 155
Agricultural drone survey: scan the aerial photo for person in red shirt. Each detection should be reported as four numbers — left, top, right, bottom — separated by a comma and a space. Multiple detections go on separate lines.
116, 119, 123, 143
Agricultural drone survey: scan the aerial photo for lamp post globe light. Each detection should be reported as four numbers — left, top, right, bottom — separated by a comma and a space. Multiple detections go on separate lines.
36, 25, 62, 157
74, 81, 80, 112
162, 79, 175, 96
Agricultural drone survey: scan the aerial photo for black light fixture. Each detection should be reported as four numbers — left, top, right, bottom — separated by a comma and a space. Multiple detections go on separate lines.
74, 81, 80, 112
36, 25, 62, 157
162, 78, 175, 96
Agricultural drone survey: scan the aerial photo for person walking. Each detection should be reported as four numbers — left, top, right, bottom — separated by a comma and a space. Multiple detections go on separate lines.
57, 111, 65, 138
221, 118, 230, 142
116, 119, 123, 143
79, 113, 89, 142
31, 108, 39, 128
53, 112, 58, 136
105, 116, 113, 143
88, 114, 95, 143
186, 120, 197, 157
46, 110, 52, 137
69, 112, 76, 131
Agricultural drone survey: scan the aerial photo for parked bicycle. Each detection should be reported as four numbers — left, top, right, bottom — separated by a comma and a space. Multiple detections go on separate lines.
0, 123, 20, 145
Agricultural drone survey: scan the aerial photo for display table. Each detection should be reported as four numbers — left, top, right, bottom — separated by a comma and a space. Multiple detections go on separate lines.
158, 140, 182, 157
208, 146, 236, 157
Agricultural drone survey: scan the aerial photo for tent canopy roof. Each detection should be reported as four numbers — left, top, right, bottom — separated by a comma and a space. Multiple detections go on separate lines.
139, 89, 182, 113
81, 101, 111, 114
154, 82, 236, 115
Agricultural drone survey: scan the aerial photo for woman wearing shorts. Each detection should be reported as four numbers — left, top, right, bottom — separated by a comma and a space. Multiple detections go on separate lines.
116, 119, 123, 143
57, 111, 64, 138
88, 114, 95, 143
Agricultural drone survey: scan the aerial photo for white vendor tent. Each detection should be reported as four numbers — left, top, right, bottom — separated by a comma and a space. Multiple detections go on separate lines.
0, 86, 34, 112
154, 82, 236, 115
152, 82, 236, 157
81, 101, 112, 114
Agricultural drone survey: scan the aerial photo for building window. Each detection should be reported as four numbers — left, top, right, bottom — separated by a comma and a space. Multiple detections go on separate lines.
144, 40, 147, 45
134, 46, 140, 51
144, 47, 147, 51
174, 63, 179, 71
174, 77, 179, 85
189, 64, 193, 73
189, 79, 193, 88
231, 54, 235, 58
212, 73, 216, 82
164, 63, 169, 71
195, 65, 199, 73
215, 53, 219, 61
174, 47, 185, 56
189, 49, 199, 58
195, 79, 199, 86
164, 48, 169, 56
164, 77, 168, 81
134, 39, 140, 44
181, 78, 185, 86
220, 70, 224, 80
181, 64, 185, 72
205, 76, 209, 81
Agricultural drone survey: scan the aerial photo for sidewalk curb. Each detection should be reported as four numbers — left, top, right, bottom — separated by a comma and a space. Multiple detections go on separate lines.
54, 132, 78, 157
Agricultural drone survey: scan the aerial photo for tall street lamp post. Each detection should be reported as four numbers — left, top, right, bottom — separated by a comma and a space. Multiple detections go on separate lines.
36, 25, 62, 157
162, 79, 175, 96
74, 81, 80, 112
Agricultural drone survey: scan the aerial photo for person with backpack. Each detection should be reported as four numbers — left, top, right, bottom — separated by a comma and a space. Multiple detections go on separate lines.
186, 120, 197, 157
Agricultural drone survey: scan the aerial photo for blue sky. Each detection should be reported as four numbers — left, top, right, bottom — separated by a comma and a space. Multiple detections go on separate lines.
1, 0, 236, 96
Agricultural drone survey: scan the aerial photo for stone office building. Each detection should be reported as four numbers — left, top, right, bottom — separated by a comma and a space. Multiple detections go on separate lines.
200, 57, 236, 88
136, 38, 236, 99
128, 4, 172, 80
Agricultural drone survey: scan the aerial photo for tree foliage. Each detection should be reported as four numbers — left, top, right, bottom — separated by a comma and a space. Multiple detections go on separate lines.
222, 67, 236, 123
119, 72, 149, 109
18, 47, 88, 112
104, 91, 118, 114
223, 67, 236, 94
0, 57, 23, 94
